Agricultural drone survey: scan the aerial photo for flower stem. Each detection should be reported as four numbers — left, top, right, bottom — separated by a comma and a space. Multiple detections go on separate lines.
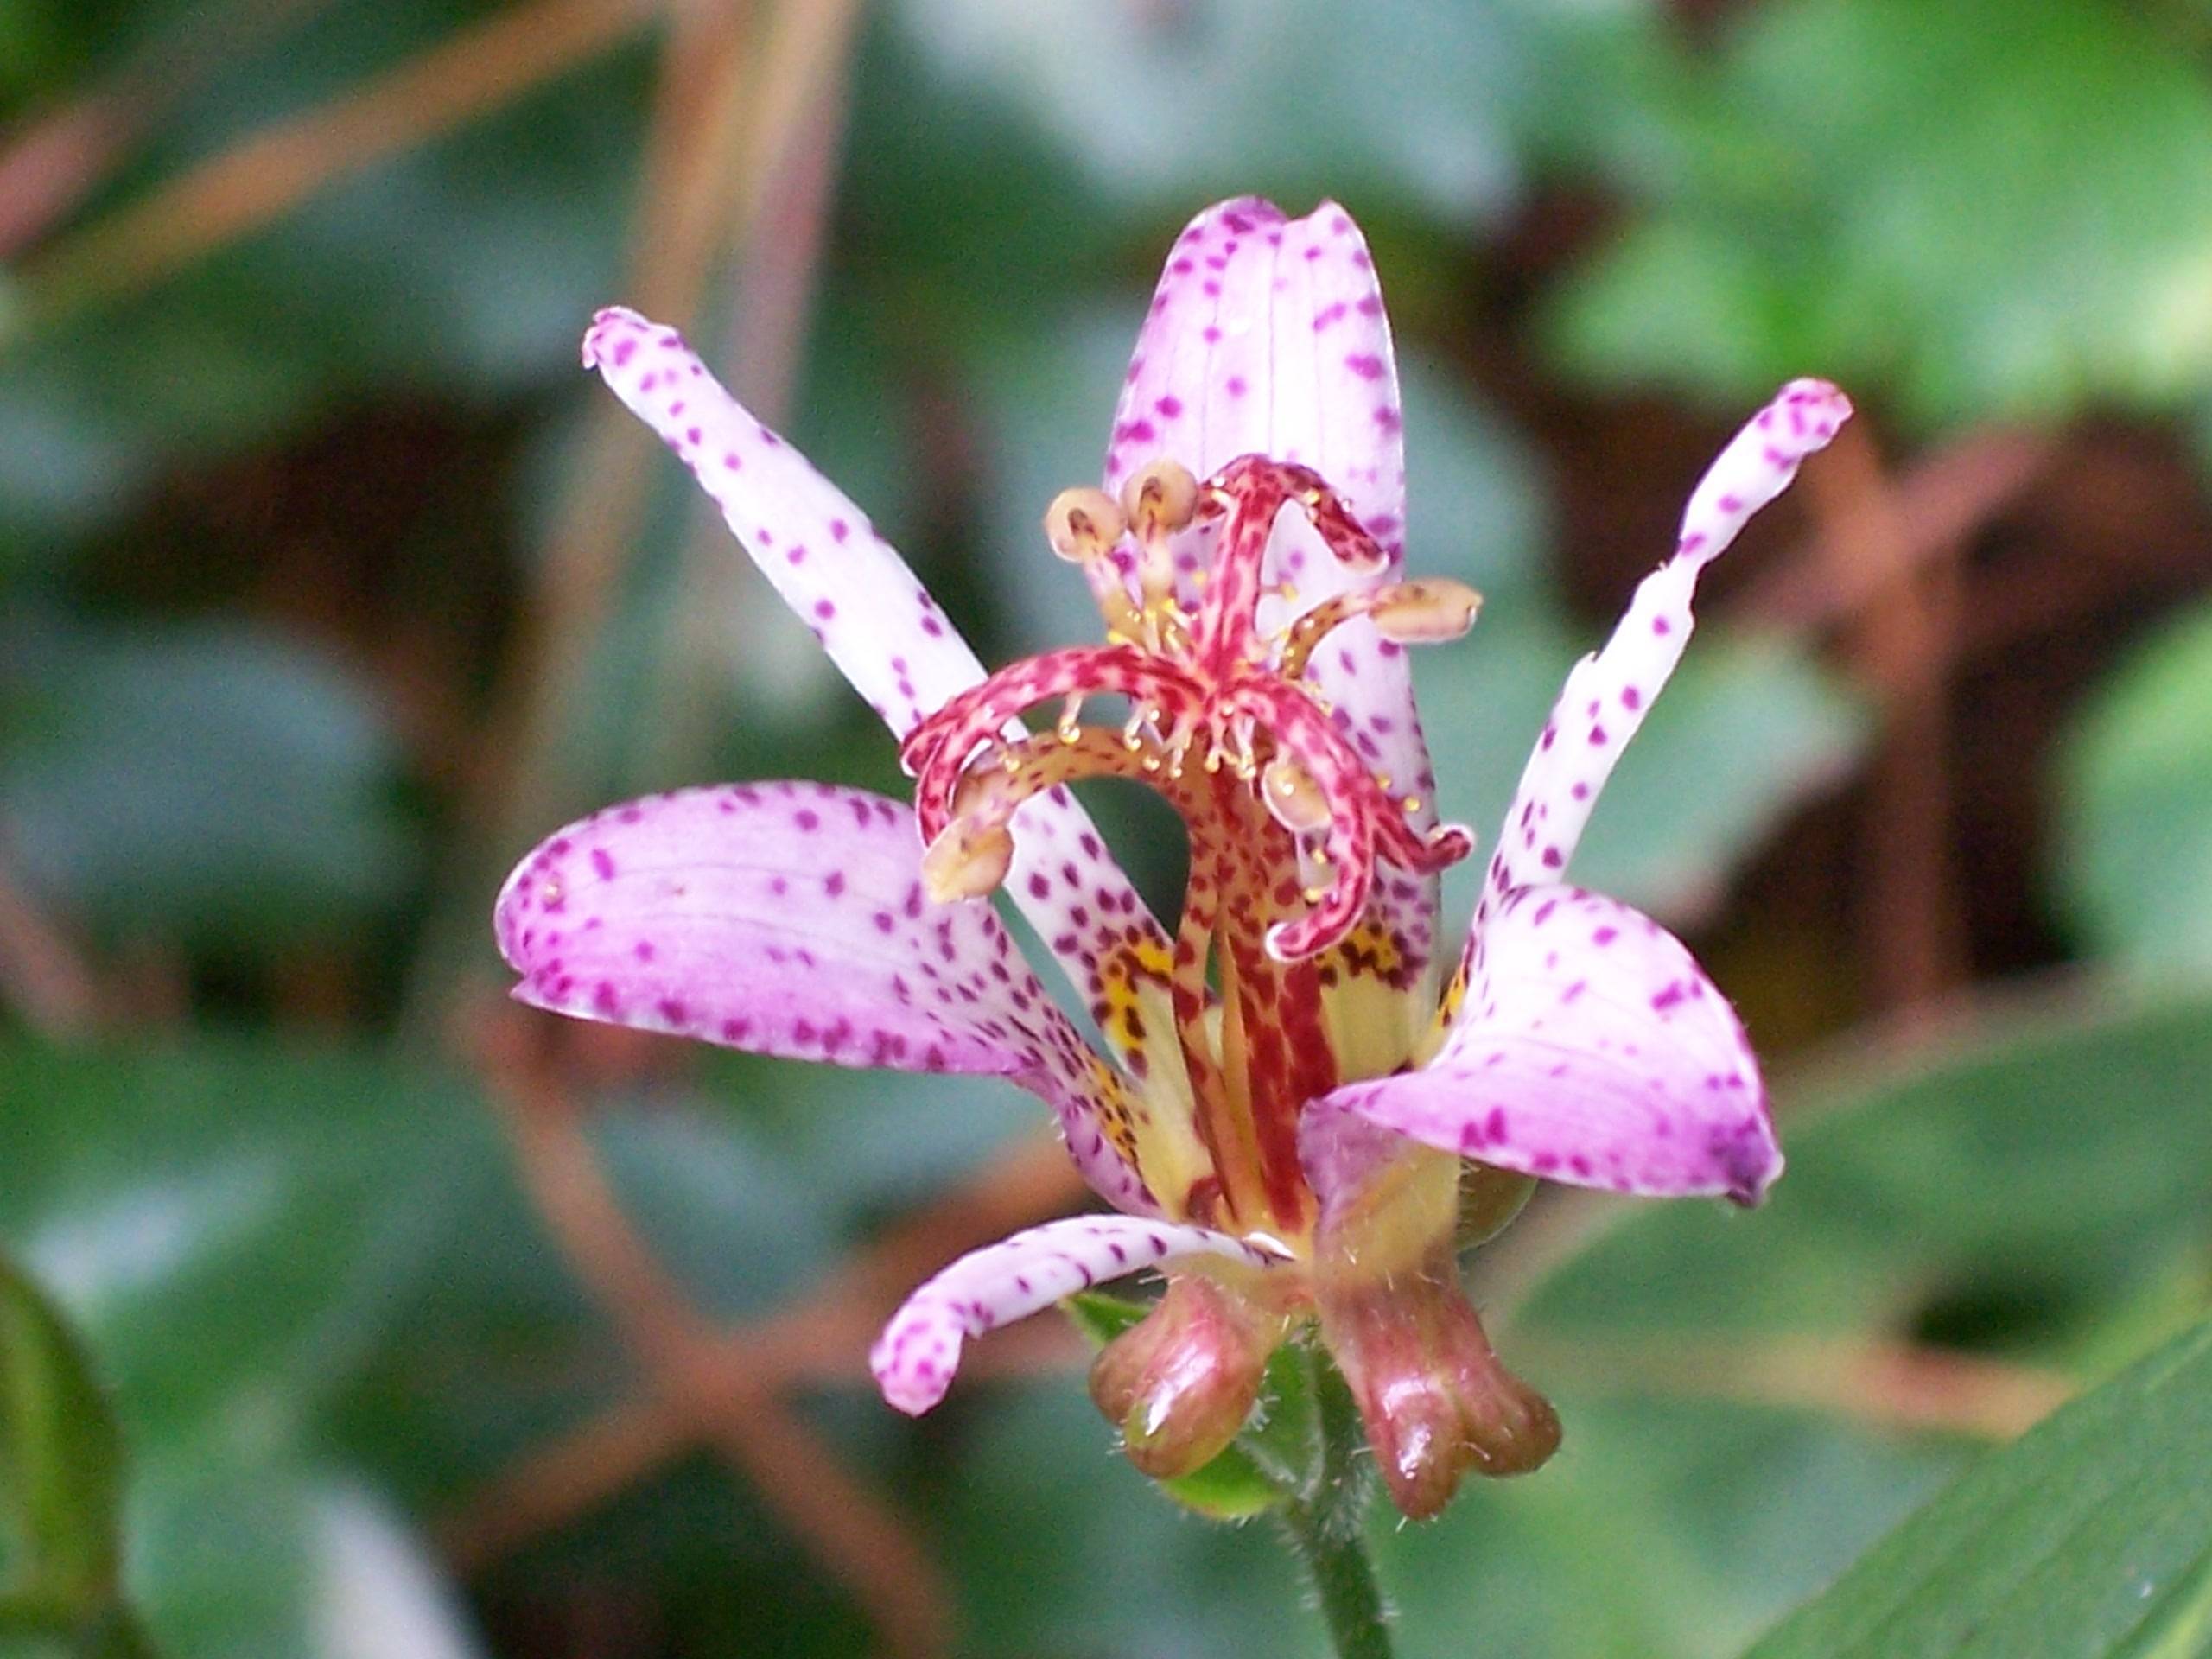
1278, 1345, 1393, 1659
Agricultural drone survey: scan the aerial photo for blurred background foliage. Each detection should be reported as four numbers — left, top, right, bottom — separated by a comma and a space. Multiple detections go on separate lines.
0, 1, 2209, 1655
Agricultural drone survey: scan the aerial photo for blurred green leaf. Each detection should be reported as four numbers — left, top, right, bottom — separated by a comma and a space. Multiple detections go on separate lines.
1551, 0, 2212, 425
126, 1459, 481, 1659
0, 1258, 139, 1649
890, 0, 1532, 226
1421, 618, 1865, 931
1744, 1315, 2212, 1659
0, 616, 416, 951
2054, 599, 2212, 978
0, 1038, 502, 1446
0, 0, 645, 560
1522, 988, 2212, 1356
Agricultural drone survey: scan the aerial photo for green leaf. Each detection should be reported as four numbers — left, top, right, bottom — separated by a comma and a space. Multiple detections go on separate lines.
1550, 0, 2212, 425
1744, 1316, 2212, 1658
0, 1258, 127, 1629
1520, 988, 2212, 1355
888, 0, 1533, 226
1421, 617, 1866, 930
2054, 598, 2212, 977
0, 617, 416, 953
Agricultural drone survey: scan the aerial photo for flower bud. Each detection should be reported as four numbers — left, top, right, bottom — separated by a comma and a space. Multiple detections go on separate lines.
1089, 1274, 1277, 1479
1318, 1250, 1560, 1518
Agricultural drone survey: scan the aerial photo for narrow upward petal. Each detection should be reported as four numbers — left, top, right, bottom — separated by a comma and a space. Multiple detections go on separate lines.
1109, 197, 1444, 988
495, 782, 1185, 1215
1326, 883, 1780, 1205
871, 1215, 1282, 1414
1480, 378, 1852, 899
584, 307, 1177, 1042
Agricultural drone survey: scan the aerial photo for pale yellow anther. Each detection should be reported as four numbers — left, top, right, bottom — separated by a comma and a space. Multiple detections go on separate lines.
1045, 487, 1125, 564
1262, 758, 1331, 835
921, 820, 1015, 903
1122, 459, 1198, 607
1122, 459, 1200, 539
1370, 578, 1483, 644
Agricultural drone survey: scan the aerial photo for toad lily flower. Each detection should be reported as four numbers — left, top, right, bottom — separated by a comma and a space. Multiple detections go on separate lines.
494, 197, 1847, 1521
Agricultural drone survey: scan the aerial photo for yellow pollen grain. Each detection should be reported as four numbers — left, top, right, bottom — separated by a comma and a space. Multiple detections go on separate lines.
1402, 795, 1422, 814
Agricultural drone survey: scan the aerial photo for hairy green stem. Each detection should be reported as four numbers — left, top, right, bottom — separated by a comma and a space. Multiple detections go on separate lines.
1277, 1345, 1393, 1659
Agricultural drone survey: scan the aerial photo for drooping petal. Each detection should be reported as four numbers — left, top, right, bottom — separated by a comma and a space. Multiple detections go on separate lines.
583, 307, 1177, 1046
1107, 197, 1444, 990
870, 1215, 1283, 1415
494, 782, 1199, 1216
1325, 883, 1780, 1205
1481, 378, 1852, 899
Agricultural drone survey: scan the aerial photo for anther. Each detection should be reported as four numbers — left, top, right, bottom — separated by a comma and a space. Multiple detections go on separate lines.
1122, 458, 1198, 605
1044, 487, 1125, 564
1370, 578, 1483, 644
1261, 758, 1331, 835
921, 819, 1015, 903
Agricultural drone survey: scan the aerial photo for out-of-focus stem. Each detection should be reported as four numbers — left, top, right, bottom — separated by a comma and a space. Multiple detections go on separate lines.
10, 0, 661, 332
1278, 1346, 1394, 1659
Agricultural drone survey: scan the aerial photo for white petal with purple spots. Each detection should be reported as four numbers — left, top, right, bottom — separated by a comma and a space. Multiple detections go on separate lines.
582, 306, 1177, 1021
871, 1215, 1283, 1414
1478, 378, 1851, 900
1329, 884, 1779, 1204
495, 781, 1160, 1214
1107, 198, 1442, 982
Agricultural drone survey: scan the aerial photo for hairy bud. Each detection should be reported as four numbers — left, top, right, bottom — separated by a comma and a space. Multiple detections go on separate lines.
1089, 1274, 1281, 1479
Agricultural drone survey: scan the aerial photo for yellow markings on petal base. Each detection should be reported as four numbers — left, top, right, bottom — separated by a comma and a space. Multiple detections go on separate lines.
1092, 932, 1211, 1217
1316, 918, 1429, 1083
1084, 1050, 1150, 1173
1096, 932, 1175, 1062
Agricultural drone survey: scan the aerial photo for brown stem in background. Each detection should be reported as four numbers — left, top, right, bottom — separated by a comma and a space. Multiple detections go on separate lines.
1802, 422, 1969, 1020
475, 1014, 957, 1659
462, 0, 867, 916
0, 851, 99, 1034
10, 0, 663, 331
440, 1111, 1087, 1572
0, 0, 338, 260
640, 0, 859, 781
1509, 1332, 2073, 1441
1738, 428, 2056, 636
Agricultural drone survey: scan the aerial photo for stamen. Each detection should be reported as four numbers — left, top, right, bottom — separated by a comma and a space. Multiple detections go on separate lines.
1262, 758, 1331, 835
1121, 459, 1198, 607
1044, 486, 1125, 563
1277, 579, 1481, 681
1045, 486, 1144, 639
920, 819, 1014, 902
1371, 579, 1482, 643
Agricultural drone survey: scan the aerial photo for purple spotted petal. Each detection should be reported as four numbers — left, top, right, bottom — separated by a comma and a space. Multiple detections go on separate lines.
582, 306, 1175, 1024
494, 781, 1159, 1214
870, 1215, 1283, 1414
1480, 378, 1852, 899
1109, 197, 1441, 982
1326, 883, 1779, 1205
